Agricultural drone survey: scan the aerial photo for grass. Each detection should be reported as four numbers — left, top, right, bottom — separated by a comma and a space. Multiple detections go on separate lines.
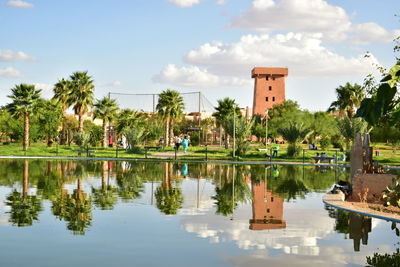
1, 141, 400, 166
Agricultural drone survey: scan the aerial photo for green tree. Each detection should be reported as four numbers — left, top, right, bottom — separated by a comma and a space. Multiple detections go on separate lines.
115, 109, 144, 137
6, 84, 42, 150
337, 117, 370, 151
53, 78, 72, 144
278, 122, 312, 157
67, 71, 95, 133
36, 99, 64, 146
156, 89, 185, 146
93, 97, 119, 148
225, 115, 254, 156
213, 98, 241, 149
327, 82, 365, 119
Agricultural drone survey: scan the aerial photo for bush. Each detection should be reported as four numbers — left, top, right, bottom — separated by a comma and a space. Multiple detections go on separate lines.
287, 144, 302, 157
74, 132, 90, 147
319, 137, 331, 150
126, 127, 145, 151
383, 177, 400, 208
189, 133, 200, 146
331, 135, 344, 150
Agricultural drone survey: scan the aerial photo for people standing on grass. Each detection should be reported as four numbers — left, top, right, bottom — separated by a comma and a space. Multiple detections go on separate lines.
182, 136, 189, 153
174, 136, 182, 150
272, 141, 280, 158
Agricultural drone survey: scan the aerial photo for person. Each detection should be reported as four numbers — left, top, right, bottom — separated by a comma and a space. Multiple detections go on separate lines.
182, 135, 189, 153
174, 136, 182, 150
272, 141, 279, 158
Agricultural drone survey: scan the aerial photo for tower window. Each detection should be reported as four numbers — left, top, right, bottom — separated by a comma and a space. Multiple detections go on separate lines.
266, 76, 269, 81
265, 97, 269, 101
269, 86, 272, 91
271, 197, 274, 202
272, 77, 275, 81
272, 97, 275, 101
267, 209, 270, 213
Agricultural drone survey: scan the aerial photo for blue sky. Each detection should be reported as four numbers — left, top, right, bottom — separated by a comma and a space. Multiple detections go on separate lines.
0, 0, 399, 111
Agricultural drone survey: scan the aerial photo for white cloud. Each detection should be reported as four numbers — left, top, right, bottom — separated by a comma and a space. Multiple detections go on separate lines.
216, 0, 227, 5
6, 0, 34, 8
153, 64, 252, 88
230, 0, 397, 44
33, 83, 53, 99
184, 32, 378, 77
0, 67, 22, 78
153, 64, 220, 87
167, 0, 201, 8
0, 50, 36, 62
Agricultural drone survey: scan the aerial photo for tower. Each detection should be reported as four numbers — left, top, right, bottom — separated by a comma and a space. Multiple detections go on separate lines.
252, 67, 288, 116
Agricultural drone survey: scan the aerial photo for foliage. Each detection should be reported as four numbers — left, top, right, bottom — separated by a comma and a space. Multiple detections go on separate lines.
213, 97, 241, 148
382, 177, 400, 208
36, 99, 64, 146
74, 132, 91, 147
155, 187, 183, 215
337, 117, 370, 151
308, 111, 339, 143
83, 120, 102, 146
115, 109, 144, 136
327, 82, 365, 118
93, 97, 119, 147
5, 191, 42, 227
6, 83, 42, 150
125, 126, 146, 150
366, 248, 400, 267
225, 115, 254, 155
278, 122, 312, 157
319, 136, 331, 150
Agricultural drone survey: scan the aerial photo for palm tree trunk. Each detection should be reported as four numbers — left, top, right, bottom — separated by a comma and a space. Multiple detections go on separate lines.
23, 160, 28, 198
165, 117, 170, 147
23, 113, 29, 151
224, 131, 229, 149
60, 116, 66, 145
78, 113, 84, 133
102, 121, 107, 148
219, 126, 222, 147
169, 120, 174, 146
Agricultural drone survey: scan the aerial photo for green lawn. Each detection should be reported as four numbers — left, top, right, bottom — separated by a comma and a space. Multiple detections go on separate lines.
0, 142, 399, 166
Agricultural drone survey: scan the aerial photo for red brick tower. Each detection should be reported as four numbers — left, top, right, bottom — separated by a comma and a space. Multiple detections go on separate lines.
252, 67, 288, 116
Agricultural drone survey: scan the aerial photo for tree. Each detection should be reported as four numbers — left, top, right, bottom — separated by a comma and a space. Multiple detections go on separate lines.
6, 84, 42, 150
156, 89, 185, 146
115, 109, 143, 137
225, 115, 254, 156
36, 99, 64, 146
278, 122, 312, 157
337, 117, 370, 151
67, 71, 95, 133
327, 82, 365, 119
213, 98, 241, 149
93, 97, 119, 148
53, 78, 72, 144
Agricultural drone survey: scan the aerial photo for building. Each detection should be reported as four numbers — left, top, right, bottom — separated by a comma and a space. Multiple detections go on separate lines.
252, 67, 288, 116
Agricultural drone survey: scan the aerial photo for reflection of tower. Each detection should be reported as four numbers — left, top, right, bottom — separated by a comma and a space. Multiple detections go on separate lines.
349, 213, 372, 251
252, 67, 288, 116
249, 180, 286, 230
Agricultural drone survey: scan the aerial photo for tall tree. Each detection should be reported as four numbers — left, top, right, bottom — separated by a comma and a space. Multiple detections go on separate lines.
213, 98, 241, 149
93, 97, 119, 148
156, 89, 184, 146
327, 82, 365, 118
278, 122, 312, 157
53, 78, 72, 144
37, 99, 64, 146
67, 71, 95, 133
6, 84, 42, 150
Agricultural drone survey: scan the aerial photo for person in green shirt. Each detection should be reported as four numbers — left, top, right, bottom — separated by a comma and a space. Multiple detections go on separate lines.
272, 141, 280, 158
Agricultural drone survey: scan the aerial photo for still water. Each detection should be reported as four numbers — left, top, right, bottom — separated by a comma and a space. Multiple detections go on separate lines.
0, 159, 398, 266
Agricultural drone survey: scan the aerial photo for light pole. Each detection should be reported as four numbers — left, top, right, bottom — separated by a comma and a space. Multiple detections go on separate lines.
233, 111, 236, 158
265, 109, 269, 149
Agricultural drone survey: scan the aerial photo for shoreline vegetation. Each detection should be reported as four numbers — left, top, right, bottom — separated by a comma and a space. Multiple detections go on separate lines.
1, 142, 399, 166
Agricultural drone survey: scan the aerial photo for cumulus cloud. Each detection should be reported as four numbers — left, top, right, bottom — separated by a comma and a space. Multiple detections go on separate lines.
6, 0, 34, 8
0, 67, 22, 78
0, 50, 36, 62
33, 83, 53, 99
167, 0, 201, 8
153, 64, 252, 88
184, 32, 379, 77
230, 0, 397, 44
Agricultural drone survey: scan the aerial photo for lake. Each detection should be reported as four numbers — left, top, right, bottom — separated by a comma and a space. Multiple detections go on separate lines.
0, 159, 398, 266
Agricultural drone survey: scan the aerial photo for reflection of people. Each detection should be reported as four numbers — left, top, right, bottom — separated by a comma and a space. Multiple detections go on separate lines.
272, 141, 279, 158
349, 213, 371, 251
182, 136, 189, 152
181, 163, 188, 177
272, 165, 279, 178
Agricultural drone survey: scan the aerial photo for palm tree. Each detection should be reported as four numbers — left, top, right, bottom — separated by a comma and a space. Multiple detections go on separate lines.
67, 71, 95, 133
115, 109, 143, 137
6, 84, 42, 150
156, 89, 184, 146
327, 82, 365, 118
213, 98, 241, 149
337, 117, 370, 151
93, 97, 119, 148
53, 78, 71, 144
278, 122, 312, 157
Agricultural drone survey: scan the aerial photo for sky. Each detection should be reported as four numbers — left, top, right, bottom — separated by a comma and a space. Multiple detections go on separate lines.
0, 0, 399, 111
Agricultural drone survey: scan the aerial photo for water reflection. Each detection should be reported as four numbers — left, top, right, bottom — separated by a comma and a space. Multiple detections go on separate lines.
0, 159, 397, 265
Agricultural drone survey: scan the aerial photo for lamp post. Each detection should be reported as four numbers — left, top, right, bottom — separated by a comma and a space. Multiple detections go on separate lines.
233, 111, 236, 158
265, 109, 269, 150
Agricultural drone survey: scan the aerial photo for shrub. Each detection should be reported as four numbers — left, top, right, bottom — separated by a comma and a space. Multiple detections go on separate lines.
383, 177, 400, 208
319, 137, 331, 151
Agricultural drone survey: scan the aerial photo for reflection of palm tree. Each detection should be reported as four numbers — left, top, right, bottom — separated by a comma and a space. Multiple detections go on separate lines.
212, 165, 251, 217
5, 160, 42, 226
92, 161, 118, 210
155, 163, 183, 215
115, 162, 145, 201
